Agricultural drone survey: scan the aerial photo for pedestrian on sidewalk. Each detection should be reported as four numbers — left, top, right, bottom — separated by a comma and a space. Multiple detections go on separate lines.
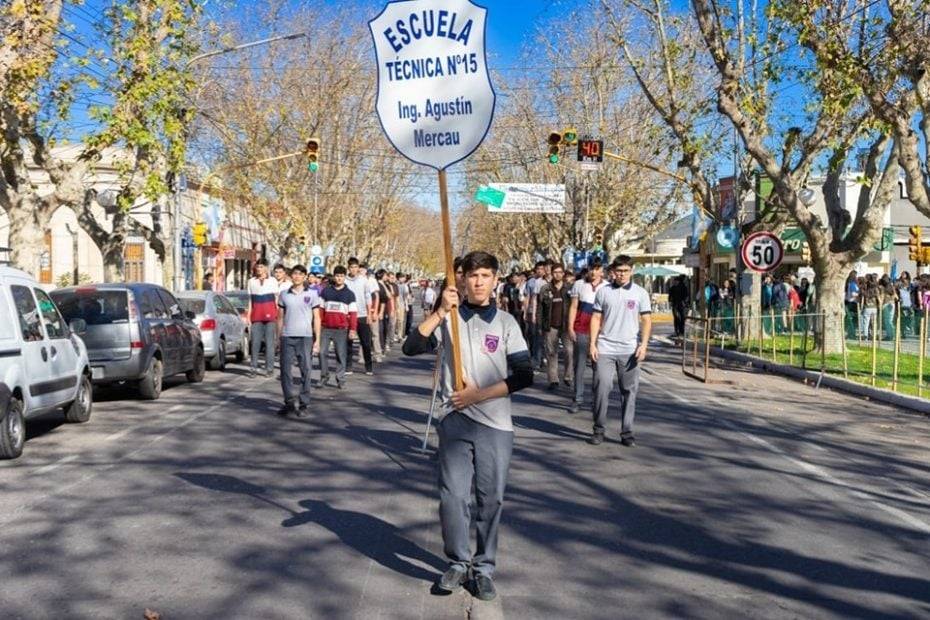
276, 265, 322, 417
318, 265, 358, 389
402, 251, 533, 602
248, 259, 279, 376
589, 255, 652, 447
668, 275, 689, 338
566, 262, 606, 413
539, 263, 572, 391
345, 258, 376, 376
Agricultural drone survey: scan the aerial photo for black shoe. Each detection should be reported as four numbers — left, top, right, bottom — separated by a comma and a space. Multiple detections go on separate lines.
562, 378, 572, 387
621, 436, 636, 447
295, 406, 310, 418
277, 404, 297, 417
568, 402, 579, 414
436, 565, 468, 592
546, 382, 558, 391
336, 382, 345, 390
587, 432, 604, 445
472, 574, 497, 601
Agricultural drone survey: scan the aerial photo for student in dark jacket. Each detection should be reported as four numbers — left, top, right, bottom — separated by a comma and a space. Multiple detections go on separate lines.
538, 263, 573, 390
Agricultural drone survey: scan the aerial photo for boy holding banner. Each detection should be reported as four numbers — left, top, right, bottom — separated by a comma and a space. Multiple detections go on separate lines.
403, 251, 533, 601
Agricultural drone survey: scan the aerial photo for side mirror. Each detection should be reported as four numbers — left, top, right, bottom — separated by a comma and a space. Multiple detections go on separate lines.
184, 310, 196, 320
69, 318, 87, 335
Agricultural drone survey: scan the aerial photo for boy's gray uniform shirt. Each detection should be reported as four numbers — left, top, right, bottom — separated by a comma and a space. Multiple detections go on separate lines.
592, 282, 651, 356
434, 305, 529, 432
278, 287, 321, 338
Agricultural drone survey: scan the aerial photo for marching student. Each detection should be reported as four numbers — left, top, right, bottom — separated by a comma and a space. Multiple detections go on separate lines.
566, 262, 607, 412
318, 265, 358, 389
345, 258, 376, 376
403, 251, 533, 601
276, 265, 322, 418
588, 256, 652, 446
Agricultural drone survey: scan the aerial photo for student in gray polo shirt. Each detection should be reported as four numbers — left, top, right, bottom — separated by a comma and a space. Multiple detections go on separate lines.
276, 265, 322, 418
589, 255, 652, 447
403, 251, 533, 602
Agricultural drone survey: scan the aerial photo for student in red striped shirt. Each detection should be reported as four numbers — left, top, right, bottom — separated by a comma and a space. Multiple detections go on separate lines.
318, 265, 358, 389
248, 259, 279, 376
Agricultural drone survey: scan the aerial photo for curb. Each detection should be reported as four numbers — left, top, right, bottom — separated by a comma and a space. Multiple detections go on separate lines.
705, 345, 930, 416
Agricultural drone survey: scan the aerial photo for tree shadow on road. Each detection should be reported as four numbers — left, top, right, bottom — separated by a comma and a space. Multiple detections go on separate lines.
282, 498, 446, 583
174, 473, 445, 584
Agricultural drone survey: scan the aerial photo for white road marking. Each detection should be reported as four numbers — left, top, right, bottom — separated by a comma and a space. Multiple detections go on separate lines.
641, 375, 930, 536
33, 454, 78, 475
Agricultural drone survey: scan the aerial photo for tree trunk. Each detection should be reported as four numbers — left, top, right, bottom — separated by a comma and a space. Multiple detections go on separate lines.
8, 199, 52, 277
814, 256, 849, 355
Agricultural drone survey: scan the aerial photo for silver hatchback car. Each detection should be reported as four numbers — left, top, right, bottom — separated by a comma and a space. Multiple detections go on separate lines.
176, 291, 247, 371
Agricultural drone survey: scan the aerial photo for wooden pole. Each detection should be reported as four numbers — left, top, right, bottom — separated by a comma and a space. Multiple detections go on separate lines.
438, 170, 464, 391
870, 300, 878, 387
892, 301, 901, 392
920, 309, 927, 399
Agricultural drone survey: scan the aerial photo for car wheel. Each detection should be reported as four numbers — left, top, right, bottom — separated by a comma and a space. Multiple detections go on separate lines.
234, 334, 247, 363
138, 358, 164, 400
64, 373, 93, 423
209, 338, 226, 371
186, 347, 206, 383
0, 397, 25, 459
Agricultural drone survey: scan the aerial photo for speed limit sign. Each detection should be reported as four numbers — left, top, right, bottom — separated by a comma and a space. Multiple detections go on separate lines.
740, 231, 784, 273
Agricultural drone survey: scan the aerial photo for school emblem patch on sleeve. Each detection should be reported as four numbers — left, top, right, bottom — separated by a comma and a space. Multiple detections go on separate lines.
483, 334, 500, 353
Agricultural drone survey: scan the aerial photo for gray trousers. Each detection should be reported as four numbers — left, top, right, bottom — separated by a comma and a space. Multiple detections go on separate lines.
250, 321, 276, 372
592, 352, 640, 438
280, 336, 313, 408
544, 327, 573, 384
319, 328, 348, 385
437, 413, 514, 578
573, 333, 592, 405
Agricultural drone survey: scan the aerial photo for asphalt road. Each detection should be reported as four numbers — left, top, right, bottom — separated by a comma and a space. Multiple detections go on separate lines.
1, 328, 929, 619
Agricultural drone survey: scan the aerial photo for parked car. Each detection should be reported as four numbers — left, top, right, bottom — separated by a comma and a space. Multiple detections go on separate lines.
0, 265, 93, 459
51, 283, 205, 400
223, 289, 251, 354
176, 291, 247, 370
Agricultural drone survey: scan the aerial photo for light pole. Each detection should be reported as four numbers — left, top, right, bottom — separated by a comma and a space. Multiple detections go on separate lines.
172, 31, 310, 291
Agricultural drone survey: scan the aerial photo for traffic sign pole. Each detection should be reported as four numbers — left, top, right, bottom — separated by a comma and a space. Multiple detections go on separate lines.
439, 170, 465, 391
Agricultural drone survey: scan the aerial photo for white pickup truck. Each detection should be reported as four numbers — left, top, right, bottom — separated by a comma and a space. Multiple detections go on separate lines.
0, 265, 93, 459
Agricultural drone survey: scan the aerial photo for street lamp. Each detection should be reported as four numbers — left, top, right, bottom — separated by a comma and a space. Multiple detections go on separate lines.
172, 31, 310, 292
799, 187, 817, 207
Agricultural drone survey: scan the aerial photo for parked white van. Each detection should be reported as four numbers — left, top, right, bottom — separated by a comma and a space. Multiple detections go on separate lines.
0, 264, 93, 459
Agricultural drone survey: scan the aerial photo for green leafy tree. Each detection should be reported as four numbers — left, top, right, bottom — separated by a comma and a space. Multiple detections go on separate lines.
0, 0, 200, 281
683, 0, 901, 352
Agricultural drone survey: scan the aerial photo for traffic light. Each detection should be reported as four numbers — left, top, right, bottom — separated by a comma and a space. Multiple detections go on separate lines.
562, 128, 578, 145
909, 225, 922, 262
306, 138, 320, 172
547, 132, 562, 164
192, 222, 208, 246
800, 241, 811, 263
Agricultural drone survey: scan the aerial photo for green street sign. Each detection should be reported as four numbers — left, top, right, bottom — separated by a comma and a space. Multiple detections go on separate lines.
475, 185, 506, 209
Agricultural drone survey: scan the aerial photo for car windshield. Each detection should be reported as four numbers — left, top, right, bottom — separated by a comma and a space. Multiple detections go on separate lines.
178, 298, 206, 315
225, 292, 248, 310
52, 290, 129, 325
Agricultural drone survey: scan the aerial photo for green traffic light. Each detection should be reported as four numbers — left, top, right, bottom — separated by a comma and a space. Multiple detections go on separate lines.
308, 162, 319, 172
548, 154, 559, 164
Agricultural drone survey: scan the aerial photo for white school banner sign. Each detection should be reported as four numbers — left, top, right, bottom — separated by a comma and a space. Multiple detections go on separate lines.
369, 0, 495, 170
487, 183, 566, 214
